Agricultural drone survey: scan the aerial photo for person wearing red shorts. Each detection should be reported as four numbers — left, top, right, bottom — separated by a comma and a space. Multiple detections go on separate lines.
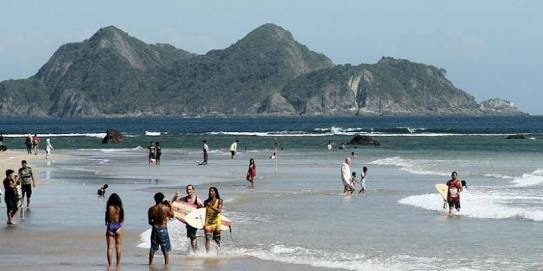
446, 171, 463, 215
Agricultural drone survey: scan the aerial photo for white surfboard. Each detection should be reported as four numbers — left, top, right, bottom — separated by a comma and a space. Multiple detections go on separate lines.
171, 201, 196, 223
184, 208, 231, 231
435, 183, 448, 201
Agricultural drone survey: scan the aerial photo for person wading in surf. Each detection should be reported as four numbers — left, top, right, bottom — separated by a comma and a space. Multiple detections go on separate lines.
148, 193, 174, 265
446, 171, 463, 215
204, 187, 223, 254
172, 185, 204, 253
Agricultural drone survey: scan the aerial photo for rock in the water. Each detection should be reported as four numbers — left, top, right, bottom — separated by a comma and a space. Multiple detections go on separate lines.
348, 134, 380, 146
102, 129, 122, 144
506, 134, 527, 139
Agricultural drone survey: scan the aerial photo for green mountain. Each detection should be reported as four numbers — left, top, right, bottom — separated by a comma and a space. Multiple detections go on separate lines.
0, 24, 525, 117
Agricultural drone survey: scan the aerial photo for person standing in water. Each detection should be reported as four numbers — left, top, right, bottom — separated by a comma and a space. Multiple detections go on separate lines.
3, 169, 19, 224
204, 187, 223, 254
358, 167, 368, 194
172, 185, 204, 253
155, 142, 162, 165
246, 158, 256, 188
148, 192, 174, 265
31, 134, 40, 155
327, 141, 333, 151
45, 139, 54, 159
446, 171, 463, 215
148, 142, 157, 165
229, 140, 239, 159
18, 160, 36, 209
198, 140, 209, 165
105, 193, 124, 266
340, 158, 353, 194
24, 135, 32, 154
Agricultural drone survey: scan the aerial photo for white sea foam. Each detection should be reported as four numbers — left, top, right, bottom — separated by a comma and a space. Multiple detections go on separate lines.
145, 131, 161, 136
369, 157, 449, 176
3, 133, 106, 138
399, 190, 543, 222
483, 173, 514, 180
510, 169, 543, 187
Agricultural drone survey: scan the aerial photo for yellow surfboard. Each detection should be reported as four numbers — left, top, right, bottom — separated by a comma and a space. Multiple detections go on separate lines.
435, 183, 448, 201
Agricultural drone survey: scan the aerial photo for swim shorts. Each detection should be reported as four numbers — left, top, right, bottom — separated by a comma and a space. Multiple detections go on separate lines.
448, 198, 461, 210
150, 227, 171, 253
186, 224, 197, 239
22, 184, 32, 198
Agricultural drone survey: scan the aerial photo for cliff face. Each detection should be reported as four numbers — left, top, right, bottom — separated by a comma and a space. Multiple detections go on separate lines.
0, 24, 526, 117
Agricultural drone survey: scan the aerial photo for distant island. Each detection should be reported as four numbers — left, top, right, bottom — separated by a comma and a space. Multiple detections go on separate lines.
0, 23, 526, 117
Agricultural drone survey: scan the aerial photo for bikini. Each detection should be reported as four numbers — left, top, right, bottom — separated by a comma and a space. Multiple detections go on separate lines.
107, 222, 122, 234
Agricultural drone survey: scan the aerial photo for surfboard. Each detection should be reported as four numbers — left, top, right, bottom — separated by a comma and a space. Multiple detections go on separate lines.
435, 183, 448, 201
171, 201, 196, 223
184, 208, 231, 231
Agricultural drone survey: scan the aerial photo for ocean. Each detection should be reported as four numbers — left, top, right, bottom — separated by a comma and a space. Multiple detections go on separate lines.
1, 116, 542, 270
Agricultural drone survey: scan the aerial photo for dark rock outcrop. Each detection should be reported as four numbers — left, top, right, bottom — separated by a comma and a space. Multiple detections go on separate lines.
102, 129, 122, 144
348, 135, 381, 146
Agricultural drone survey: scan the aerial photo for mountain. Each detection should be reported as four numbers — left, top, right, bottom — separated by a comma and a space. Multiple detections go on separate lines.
0, 24, 526, 117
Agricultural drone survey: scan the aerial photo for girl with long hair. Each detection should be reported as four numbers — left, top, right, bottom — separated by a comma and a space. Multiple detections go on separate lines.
246, 158, 256, 188
203, 187, 223, 253
105, 193, 124, 266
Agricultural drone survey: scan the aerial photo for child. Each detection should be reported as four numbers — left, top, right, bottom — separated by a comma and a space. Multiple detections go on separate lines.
348, 172, 357, 194
358, 167, 368, 194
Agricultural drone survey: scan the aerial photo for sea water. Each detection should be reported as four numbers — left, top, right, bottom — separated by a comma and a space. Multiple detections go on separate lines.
1, 116, 542, 270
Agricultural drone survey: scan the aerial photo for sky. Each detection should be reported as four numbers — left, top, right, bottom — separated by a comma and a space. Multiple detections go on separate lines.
1, 0, 542, 114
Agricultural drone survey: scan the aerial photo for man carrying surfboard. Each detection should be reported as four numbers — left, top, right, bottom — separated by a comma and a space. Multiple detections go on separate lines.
446, 172, 463, 215
172, 185, 204, 253
203, 187, 223, 253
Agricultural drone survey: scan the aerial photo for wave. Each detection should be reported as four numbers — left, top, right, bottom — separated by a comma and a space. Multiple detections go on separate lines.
145, 131, 161, 136
399, 190, 543, 222
3, 133, 106, 138
510, 169, 543, 187
368, 157, 450, 176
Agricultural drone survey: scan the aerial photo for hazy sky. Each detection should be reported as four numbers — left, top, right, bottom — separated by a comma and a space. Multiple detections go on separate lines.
1, 0, 541, 114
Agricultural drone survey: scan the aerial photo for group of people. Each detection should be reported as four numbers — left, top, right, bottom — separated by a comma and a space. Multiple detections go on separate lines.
103, 185, 225, 266
22, 134, 54, 159
147, 141, 162, 165
340, 157, 368, 194
2, 160, 37, 224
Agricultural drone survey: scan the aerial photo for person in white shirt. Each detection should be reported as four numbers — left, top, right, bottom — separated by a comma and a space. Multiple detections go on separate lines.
229, 140, 239, 159
340, 158, 353, 194
327, 141, 333, 151
45, 139, 54, 159
358, 166, 368, 193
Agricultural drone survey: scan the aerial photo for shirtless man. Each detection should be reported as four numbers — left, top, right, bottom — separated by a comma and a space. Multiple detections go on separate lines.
148, 193, 174, 265
172, 185, 204, 252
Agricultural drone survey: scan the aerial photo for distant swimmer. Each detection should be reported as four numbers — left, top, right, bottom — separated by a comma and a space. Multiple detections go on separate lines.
270, 152, 277, 159
97, 184, 109, 196
105, 193, 124, 266
340, 158, 354, 194
172, 185, 204, 253
148, 192, 174, 265
358, 167, 368, 194
446, 172, 463, 215
204, 187, 223, 254
18, 160, 36, 208
3, 169, 19, 224
327, 141, 333, 151
350, 151, 357, 159
246, 158, 256, 189
230, 140, 239, 159
45, 138, 54, 159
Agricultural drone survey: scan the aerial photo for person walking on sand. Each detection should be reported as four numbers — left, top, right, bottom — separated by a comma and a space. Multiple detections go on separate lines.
32, 134, 40, 155
24, 135, 32, 154
341, 158, 354, 194
45, 139, 54, 159
148, 192, 174, 265
446, 171, 463, 215
246, 158, 256, 188
105, 193, 124, 266
229, 140, 239, 159
204, 187, 223, 254
3, 169, 19, 224
18, 160, 36, 208
172, 185, 204, 253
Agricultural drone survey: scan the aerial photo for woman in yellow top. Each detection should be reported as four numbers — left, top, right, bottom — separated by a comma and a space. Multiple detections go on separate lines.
204, 187, 223, 253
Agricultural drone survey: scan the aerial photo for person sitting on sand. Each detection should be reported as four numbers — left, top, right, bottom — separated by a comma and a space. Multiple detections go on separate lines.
446, 172, 463, 215
105, 193, 124, 266
97, 184, 109, 196
172, 184, 204, 253
148, 192, 174, 265
204, 187, 223, 254
341, 158, 353, 194
3, 169, 19, 224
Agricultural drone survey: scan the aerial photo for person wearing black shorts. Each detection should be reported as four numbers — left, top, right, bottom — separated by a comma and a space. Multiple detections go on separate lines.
172, 185, 203, 253
3, 169, 19, 224
18, 160, 36, 208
